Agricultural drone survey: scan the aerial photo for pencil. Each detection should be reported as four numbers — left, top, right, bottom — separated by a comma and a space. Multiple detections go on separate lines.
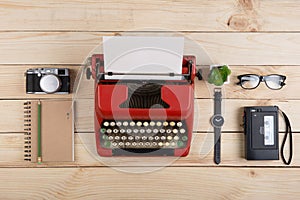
37, 100, 42, 164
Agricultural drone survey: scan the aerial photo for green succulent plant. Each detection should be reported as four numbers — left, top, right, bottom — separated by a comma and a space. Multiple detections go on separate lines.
208, 65, 231, 86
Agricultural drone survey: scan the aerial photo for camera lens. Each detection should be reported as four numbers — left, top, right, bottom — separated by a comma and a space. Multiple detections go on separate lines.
40, 74, 62, 93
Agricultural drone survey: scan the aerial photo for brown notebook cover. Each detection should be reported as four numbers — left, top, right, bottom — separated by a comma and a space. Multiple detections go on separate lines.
24, 100, 74, 162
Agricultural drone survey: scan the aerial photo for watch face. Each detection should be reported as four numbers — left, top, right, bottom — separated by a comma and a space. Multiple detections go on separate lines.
211, 114, 224, 128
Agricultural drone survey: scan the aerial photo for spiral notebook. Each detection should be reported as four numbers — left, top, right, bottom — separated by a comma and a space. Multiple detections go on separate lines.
24, 100, 74, 162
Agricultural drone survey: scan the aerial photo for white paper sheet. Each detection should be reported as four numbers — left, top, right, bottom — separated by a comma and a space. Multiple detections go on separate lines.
103, 36, 184, 80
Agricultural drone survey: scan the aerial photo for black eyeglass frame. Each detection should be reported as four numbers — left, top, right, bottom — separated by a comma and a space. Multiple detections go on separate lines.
237, 74, 286, 90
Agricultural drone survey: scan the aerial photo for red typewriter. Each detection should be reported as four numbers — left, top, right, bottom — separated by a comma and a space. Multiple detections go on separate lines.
88, 54, 196, 156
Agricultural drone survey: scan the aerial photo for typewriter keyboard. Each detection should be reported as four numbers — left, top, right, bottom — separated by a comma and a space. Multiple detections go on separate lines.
100, 120, 189, 149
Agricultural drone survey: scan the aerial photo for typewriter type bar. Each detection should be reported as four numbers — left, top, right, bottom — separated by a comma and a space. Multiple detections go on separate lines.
91, 54, 196, 157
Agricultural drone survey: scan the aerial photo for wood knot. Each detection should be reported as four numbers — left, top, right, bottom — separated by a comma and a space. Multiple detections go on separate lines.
227, 14, 249, 31
239, 0, 257, 11
114, 32, 122, 36
249, 170, 257, 178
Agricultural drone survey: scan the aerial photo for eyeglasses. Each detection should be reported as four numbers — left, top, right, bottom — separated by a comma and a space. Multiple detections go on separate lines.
237, 74, 286, 90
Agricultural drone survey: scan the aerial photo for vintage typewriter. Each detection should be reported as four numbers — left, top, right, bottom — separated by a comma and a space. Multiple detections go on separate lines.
87, 54, 197, 156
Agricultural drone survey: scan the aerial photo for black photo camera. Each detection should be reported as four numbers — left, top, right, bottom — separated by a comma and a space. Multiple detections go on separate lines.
243, 106, 279, 160
26, 68, 70, 94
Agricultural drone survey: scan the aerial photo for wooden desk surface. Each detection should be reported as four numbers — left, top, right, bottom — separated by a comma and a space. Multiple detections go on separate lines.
1, 0, 300, 199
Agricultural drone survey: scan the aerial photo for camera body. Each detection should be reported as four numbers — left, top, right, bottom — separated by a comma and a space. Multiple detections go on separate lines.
26, 68, 70, 94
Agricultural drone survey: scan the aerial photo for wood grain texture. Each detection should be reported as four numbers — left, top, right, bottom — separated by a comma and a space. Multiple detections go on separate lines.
0, 0, 300, 32
0, 32, 300, 65
0, 167, 300, 199
0, 132, 297, 167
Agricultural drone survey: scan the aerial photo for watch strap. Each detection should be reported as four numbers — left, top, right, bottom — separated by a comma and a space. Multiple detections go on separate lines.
214, 88, 222, 115
213, 88, 222, 165
214, 127, 221, 164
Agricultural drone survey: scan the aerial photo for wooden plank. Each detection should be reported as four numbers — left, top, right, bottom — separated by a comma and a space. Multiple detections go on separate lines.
0, 167, 300, 199
0, 132, 297, 167
0, 0, 300, 32
0, 99, 299, 133
0, 65, 298, 100
0, 32, 300, 65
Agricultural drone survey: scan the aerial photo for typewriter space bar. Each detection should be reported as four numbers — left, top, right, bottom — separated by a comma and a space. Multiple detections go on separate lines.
112, 148, 174, 156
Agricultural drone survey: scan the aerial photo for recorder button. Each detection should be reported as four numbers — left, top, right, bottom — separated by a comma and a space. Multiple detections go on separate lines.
40, 74, 61, 93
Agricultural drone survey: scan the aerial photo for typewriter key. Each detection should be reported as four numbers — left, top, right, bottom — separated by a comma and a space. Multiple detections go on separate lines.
163, 122, 168, 126
136, 121, 142, 126
158, 142, 163, 147
102, 135, 108, 140
121, 136, 127, 140
140, 129, 145, 134
126, 129, 132, 134
177, 141, 184, 147
156, 121, 162, 126
114, 136, 120, 140
177, 122, 183, 127
123, 121, 129, 126
120, 129, 126, 133
165, 142, 170, 147
100, 128, 106, 133
174, 136, 179, 141
166, 129, 172, 134
153, 129, 159, 134
113, 129, 119, 133
125, 142, 130, 146
150, 121, 155, 126
135, 136, 140, 140
170, 121, 176, 126
104, 141, 111, 148
142, 136, 147, 140
143, 122, 149, 127
154, 136, 160, 141
167, 136, 172, 140
133, 129, 139, 133
148, 136, 154, 141
182, 136, 188, 141
130, 121, 135, 126
145, 142, 150, 146
161, 136, 166, 140
180, 129, 186, 134
146, 129, 152, 133
128, 136, 134, 141
110, 122, 116, 126
138, 142, 144, 146
132, 142, 137, 147
171, 142, 176, 147
103, 122, 109, 127
152, 142, 157, 146
108, 136, 114, 141
106, 129, 112, 134
112, 142, 118, 147
116, 121, 122, 127
160, 129, 165, 133
172, 129, 178, 134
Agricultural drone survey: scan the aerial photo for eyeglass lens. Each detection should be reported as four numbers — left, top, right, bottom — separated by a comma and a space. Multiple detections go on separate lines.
264, 75, 285, 90
239, 74, 285, 90
240, 75, 260, 89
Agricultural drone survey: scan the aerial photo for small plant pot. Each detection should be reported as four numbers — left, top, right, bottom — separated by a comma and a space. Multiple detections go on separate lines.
208, 64, 231, 86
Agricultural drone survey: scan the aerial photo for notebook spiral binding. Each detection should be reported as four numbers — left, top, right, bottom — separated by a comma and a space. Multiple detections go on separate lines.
24, 101, 32, 161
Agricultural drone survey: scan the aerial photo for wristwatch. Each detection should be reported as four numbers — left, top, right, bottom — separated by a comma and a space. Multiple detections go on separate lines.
211, 88, 224, 164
